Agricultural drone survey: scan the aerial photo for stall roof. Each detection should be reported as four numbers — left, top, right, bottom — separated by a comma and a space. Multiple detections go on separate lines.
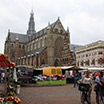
61, 66, 74, 69
34, 68, 42, 70
61, 66, 84, 70
88, 67, 104, 71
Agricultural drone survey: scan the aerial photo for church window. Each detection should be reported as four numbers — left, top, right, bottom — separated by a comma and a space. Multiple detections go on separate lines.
27, 46, 28, 51
55, 28, 58, 33
44, 37, 46, 46
38, 40, 40, 48
40, 39, 42, 48
11, 44, 14, 47
34, 43, 36, 49
60, 30, 63, 34
12, 52, 15, 58
19, 45, 21, 49
36, 41, 38, 49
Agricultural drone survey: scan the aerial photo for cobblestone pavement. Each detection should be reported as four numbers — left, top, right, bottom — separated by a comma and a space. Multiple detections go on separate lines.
18, 84, 96, 104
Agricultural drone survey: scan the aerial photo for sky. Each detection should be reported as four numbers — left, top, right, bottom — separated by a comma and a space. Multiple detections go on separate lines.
0, 0, 104, 53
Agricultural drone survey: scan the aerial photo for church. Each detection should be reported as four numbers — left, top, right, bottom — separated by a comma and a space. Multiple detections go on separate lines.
4, 11, 74, 67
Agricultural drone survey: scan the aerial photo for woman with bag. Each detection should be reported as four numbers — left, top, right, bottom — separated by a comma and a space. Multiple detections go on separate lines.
79, 70, 92, 104
94, 71, 104, 104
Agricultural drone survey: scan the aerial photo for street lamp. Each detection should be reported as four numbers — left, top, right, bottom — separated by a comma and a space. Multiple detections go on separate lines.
36, 52, 39, 68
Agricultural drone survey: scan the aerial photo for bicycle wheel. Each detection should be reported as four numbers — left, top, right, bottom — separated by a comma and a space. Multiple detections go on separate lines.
81, 92, 85, 104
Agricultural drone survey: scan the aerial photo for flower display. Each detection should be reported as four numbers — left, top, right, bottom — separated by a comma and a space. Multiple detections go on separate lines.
0, 98, 4, 103
3, 96, 22, 104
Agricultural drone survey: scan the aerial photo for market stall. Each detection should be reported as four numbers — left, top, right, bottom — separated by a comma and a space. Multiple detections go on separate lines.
0, 53, 21, 103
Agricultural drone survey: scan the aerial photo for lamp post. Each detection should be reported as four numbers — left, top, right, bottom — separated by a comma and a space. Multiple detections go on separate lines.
36, 52, 39, 68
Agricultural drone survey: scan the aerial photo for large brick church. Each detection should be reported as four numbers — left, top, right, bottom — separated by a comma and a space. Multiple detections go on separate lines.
4, 11, 74, 67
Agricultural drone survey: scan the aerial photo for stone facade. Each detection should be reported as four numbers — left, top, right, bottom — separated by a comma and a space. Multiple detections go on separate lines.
4, 11, 73, 67
76, 40, 104, 67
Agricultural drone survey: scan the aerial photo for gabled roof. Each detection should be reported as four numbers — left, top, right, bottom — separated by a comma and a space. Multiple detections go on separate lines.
7, 18, 64, 43
32, 20, 57, 39
9, 32, 28, 43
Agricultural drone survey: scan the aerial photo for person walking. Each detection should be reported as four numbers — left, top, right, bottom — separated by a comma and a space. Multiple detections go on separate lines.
79, 70, 92, 104
1, 72, 5, 83
94, 71, 104, 104
74, 70, 79, 88
65, 70, 70, 84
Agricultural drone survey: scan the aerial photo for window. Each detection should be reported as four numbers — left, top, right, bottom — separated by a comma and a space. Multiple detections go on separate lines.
23, 45, 25, 49
11, 44, 14, 47
40, 39, 42, 48
57, 69, 61, 74
44, 37, 46, 46
19, 45, 21, 49
60, 30, 63, 34
52, 69, 56, 74
98, 52, 103, 54
55, 28, 58, 33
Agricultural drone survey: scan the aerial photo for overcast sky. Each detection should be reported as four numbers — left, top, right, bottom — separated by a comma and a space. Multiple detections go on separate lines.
0, 0, 104, 53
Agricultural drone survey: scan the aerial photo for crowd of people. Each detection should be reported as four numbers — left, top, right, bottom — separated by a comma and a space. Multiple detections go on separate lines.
73, 70, 104, 104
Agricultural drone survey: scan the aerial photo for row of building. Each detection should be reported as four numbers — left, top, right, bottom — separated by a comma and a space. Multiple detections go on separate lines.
4, 11, 104, 68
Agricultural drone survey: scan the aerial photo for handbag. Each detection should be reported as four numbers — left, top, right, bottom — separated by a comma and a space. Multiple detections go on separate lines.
94, 85, 99, 92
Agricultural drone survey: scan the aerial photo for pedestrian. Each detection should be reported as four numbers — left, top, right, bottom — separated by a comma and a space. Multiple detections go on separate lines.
79, 70, 92, 103
1, 72, 5, 83
74, 70, 79, 88
94, 71, 104, 104
0, 72, 1, 83
65, 70, 70, 84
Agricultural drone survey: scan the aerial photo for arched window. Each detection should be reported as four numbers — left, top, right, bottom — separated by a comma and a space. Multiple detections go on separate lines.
44, 37, 46, 46
40, 39, 42, 48
19, 45, 21, 49
36, 41, 38, 49
60, 29, 63, 34
55, 28, 58, 33
23, 45, 25, 49
11, 44, 14, 48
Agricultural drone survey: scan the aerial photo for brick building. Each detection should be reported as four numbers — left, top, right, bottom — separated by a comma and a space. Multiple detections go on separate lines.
4, 11, 74, 67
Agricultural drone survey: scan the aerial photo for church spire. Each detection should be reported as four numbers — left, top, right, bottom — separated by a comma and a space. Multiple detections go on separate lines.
27, 10, 35, 35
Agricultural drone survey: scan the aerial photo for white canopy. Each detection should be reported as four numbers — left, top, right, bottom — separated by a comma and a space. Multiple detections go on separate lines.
61, 66, 74, 70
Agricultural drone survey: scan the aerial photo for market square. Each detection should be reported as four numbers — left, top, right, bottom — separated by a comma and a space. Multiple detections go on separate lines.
0, 0, 104, 104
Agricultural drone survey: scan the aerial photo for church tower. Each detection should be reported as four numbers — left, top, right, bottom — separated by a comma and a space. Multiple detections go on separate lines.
27, 10, 36, 35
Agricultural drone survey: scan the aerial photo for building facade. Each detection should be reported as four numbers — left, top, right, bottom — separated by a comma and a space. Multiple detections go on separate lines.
4, 11, 74, 67
76, 40, 104, 67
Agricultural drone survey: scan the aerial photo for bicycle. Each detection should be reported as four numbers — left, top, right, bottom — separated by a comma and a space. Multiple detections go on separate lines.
78, 83, 91, 104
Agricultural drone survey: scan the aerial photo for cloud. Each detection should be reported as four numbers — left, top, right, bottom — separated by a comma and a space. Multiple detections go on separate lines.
0, 0, 104, 53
